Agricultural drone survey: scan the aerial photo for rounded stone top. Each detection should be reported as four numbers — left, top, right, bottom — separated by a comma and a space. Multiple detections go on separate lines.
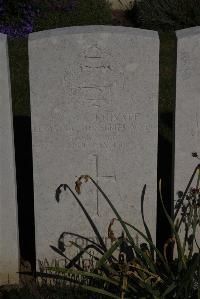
29, 25, 159, 41
176, 26, 200, 39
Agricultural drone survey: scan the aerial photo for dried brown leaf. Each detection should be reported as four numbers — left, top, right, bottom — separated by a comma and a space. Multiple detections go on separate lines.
75, 179, 82, 194
75, 175, 90, 194
108, 218, 117, 243
163, 235, 175, 261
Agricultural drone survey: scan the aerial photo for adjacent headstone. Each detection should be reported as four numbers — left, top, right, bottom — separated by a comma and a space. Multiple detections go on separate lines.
29, 26, 159, 268
175, 27, 200, 251
0, 34, 19, 284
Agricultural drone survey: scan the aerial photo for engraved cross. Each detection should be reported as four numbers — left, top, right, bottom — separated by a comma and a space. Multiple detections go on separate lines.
93, 154, 116, 216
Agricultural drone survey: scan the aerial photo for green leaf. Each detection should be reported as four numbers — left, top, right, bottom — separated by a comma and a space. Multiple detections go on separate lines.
119, 219, 173, 278
89, 177, 136, 247
140, 184, 154, 260
69, 238, 117, 263
96, 237, 123, 269
55, 184, 107, 252
69, 241, 119, 276
162, 282, 176, 297
159, 179, 186, 270
88, 177, 170, 276
49, 245, 83, 270
29, 270, 85, 283
88, 177, 152, 269
45, 267, 120, 287
81, 285, 121, 299
58, 231, 105, 252
174, 164, 200, 220
43, 268, 121, 298
66, 244, 104, 269
176, 253, 200, 297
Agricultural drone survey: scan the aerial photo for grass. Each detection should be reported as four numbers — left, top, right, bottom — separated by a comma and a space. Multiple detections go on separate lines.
0, 284, 106, 298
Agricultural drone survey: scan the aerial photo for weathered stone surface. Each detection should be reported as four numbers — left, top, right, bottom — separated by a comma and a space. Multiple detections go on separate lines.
175, 27, 200, 251
29, 26, 159, 268
0, 34, 19, 284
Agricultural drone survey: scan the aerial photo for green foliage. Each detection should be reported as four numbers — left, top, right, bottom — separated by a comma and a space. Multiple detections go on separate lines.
33, 0, 112, 32
128, 0, 200, 31
0, 284, 98, 299
42, 162, 200, 298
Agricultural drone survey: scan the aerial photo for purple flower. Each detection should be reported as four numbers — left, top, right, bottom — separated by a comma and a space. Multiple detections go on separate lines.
0, 16, 34, 37
0, 1, 37, 37
0, 0, 77, 37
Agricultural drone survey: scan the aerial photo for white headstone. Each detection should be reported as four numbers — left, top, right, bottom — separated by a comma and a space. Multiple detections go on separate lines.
175, 27, 200, 251
29, 26, 159, 268
0, 34, 19, 284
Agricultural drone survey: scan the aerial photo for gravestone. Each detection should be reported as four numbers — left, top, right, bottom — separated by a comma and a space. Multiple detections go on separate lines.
175, 27, 200, 251
29, 26, 159, 268
0, 34, 19, 284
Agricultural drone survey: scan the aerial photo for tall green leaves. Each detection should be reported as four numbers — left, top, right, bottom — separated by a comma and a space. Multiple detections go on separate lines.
55, 184, 107, 252
48, 166, 200, 298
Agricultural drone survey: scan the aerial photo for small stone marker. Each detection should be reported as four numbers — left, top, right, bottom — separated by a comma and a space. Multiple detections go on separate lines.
0, 34, 19, 284
29, 26, 159, 268
175, 27, 200, 251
